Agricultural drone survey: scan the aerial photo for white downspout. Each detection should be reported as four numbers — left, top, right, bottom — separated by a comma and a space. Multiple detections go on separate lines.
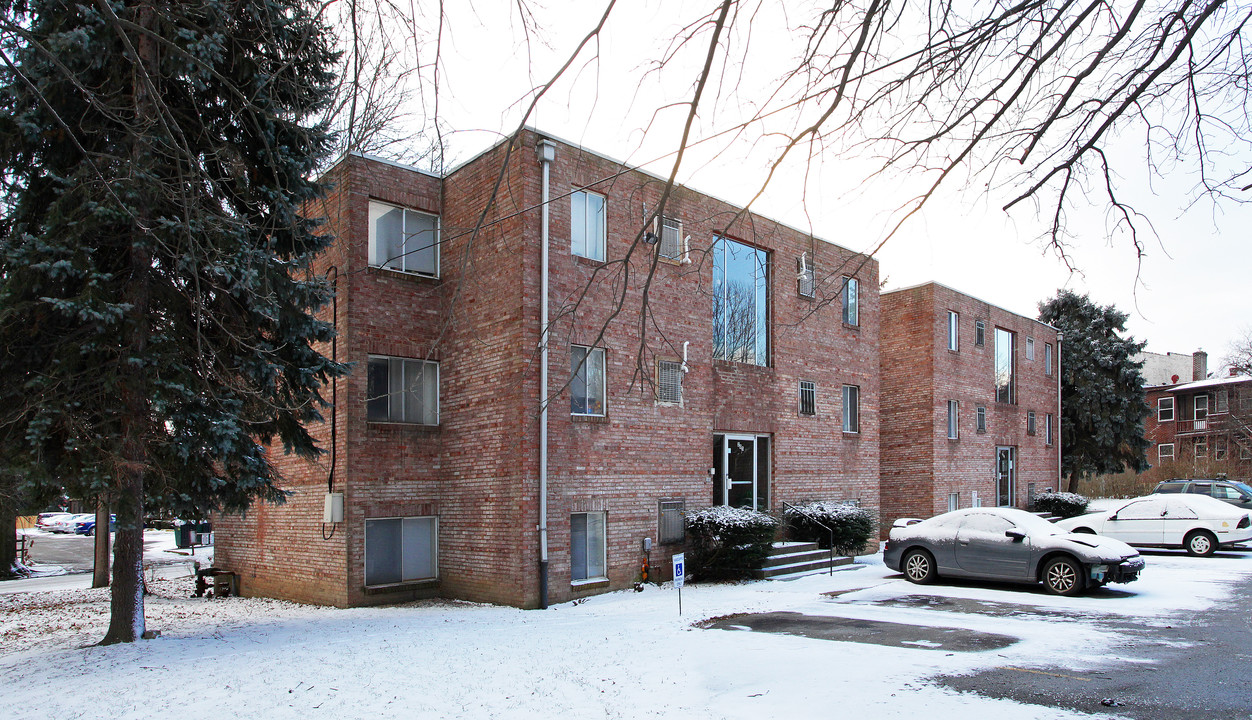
1056, 331, 1064, 492
537, 139, 556, 609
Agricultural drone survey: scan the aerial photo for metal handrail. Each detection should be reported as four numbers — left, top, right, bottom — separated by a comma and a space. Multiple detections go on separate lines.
781, 501, 835, 576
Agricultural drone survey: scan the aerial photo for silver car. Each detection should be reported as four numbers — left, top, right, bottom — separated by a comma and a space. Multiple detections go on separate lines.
884, 507, 1145, 596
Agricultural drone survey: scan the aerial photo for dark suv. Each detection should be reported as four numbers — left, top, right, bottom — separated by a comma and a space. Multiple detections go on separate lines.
1153, 479, 1252, 508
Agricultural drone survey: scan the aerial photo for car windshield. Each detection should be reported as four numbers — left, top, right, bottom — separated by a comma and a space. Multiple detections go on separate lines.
1008, 512, 1064, 536
1233, 482, 1252, 496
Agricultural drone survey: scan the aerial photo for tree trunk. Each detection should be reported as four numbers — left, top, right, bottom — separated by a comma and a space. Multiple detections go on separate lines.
0, 487, 15, 577
92, 501, 110, 588
102, 1, 155, 644
101, 478, 144, 644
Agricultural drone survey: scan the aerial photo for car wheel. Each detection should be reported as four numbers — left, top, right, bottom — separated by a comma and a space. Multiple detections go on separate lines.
902, 549, 937, 584
85, 528, 93, 537
1185, 530, 1217, 557
1043, 556, 1085, 596
1072, 527, 1096, 534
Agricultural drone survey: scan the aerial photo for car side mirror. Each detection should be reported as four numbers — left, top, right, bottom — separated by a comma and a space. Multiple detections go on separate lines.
1005, 529, 1027, 542
1108, 515, 1118, 521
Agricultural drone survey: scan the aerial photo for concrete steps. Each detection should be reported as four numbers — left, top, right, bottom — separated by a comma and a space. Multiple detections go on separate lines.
755, 541, 854, 580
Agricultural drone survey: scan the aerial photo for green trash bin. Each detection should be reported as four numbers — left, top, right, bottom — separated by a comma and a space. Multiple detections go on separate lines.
175, 523, 191, 549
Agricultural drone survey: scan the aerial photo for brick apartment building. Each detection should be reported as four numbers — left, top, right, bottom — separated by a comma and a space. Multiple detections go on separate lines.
215, 129, 881, 608
878, 283, 1061, 527
1145, 351, 1252, 477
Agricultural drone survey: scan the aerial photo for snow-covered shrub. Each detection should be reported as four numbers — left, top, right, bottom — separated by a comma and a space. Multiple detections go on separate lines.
784, 502, 876, 556
1033, 490, 1090, 518
684, 506, 778, 581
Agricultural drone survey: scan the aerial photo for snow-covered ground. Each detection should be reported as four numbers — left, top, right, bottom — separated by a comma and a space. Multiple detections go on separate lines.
3, 549, 1249, 720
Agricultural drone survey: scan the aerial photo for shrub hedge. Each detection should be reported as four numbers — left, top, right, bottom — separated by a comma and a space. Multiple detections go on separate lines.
784, 502, 876, 555
684, 506, 778, 581
1033, 490, 1090, 518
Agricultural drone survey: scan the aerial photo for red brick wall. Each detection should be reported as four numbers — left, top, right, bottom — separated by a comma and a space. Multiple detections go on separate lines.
529, 132, 880, 603
879, 285, 937, 525
218, 132, 881, 608
880, 283, 1060, 531
1143, 386, 1174, 465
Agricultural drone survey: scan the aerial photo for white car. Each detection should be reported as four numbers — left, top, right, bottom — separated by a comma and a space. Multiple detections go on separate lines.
36, 512, 73, 530
48, 513, 94, 534
1055, 494, 1252, 556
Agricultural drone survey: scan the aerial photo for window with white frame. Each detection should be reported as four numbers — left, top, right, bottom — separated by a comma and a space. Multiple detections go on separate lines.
571, 346, 606, 416
1195, 395, 1209, 429
1045, 413, 1054, 445
1027, 410, 1037, 435
841, 277, 859, 326
571, 512, 606, 582
1241, 438, 1251, 460
657, 359, 683, 405
1158, 397, 1175, 422
797, 256, 815, 298
842, 385, 860, 433
367, 356, 439, 425
369, 201, 439, 276
947, 311, 959, 351
799, 381, 817, 416
975, 320, 986, 347
948, 492, 959, 512
1216, 437, 1228, 460
946, 400, 959, 439
571, 190, 606, 261
1026, 337, 1035, 361
976, 406, 987, 433
1159, 443, 1174, 462
364, 516, 437, 586
658, 215, 683, 260
1194, 438, 1208, 458
1044, 342, 1053, 375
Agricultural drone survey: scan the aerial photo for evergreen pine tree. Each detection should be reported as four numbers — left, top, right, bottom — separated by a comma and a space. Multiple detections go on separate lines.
0, 0, 344, 643
1039, 290, 1150, 492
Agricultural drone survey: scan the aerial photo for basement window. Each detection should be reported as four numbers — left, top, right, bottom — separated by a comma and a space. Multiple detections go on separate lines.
365, 516, 437, 586
571, 512, 607, 582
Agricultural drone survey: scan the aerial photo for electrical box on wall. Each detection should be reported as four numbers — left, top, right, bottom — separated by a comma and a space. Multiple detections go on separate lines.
324, 492, 344, 523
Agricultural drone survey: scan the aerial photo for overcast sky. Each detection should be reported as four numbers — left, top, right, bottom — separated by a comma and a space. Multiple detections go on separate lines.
386, 1, 1249, 366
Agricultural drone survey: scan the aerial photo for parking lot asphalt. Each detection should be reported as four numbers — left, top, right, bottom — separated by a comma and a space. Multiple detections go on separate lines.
936, 551, 1252, 720
21, 531, 193, 572
709, 549, 1252, 719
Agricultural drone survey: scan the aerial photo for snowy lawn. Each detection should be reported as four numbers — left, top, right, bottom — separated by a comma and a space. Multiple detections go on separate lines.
3, 549, 1250, 720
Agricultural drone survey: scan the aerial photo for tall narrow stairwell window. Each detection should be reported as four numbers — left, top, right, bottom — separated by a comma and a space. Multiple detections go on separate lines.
713, 236, 769, 366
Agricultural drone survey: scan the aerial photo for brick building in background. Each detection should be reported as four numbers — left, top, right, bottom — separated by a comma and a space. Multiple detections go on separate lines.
1144, 348, 1252, 478
879, 283, 1061, 527
215, 129, 881, 608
